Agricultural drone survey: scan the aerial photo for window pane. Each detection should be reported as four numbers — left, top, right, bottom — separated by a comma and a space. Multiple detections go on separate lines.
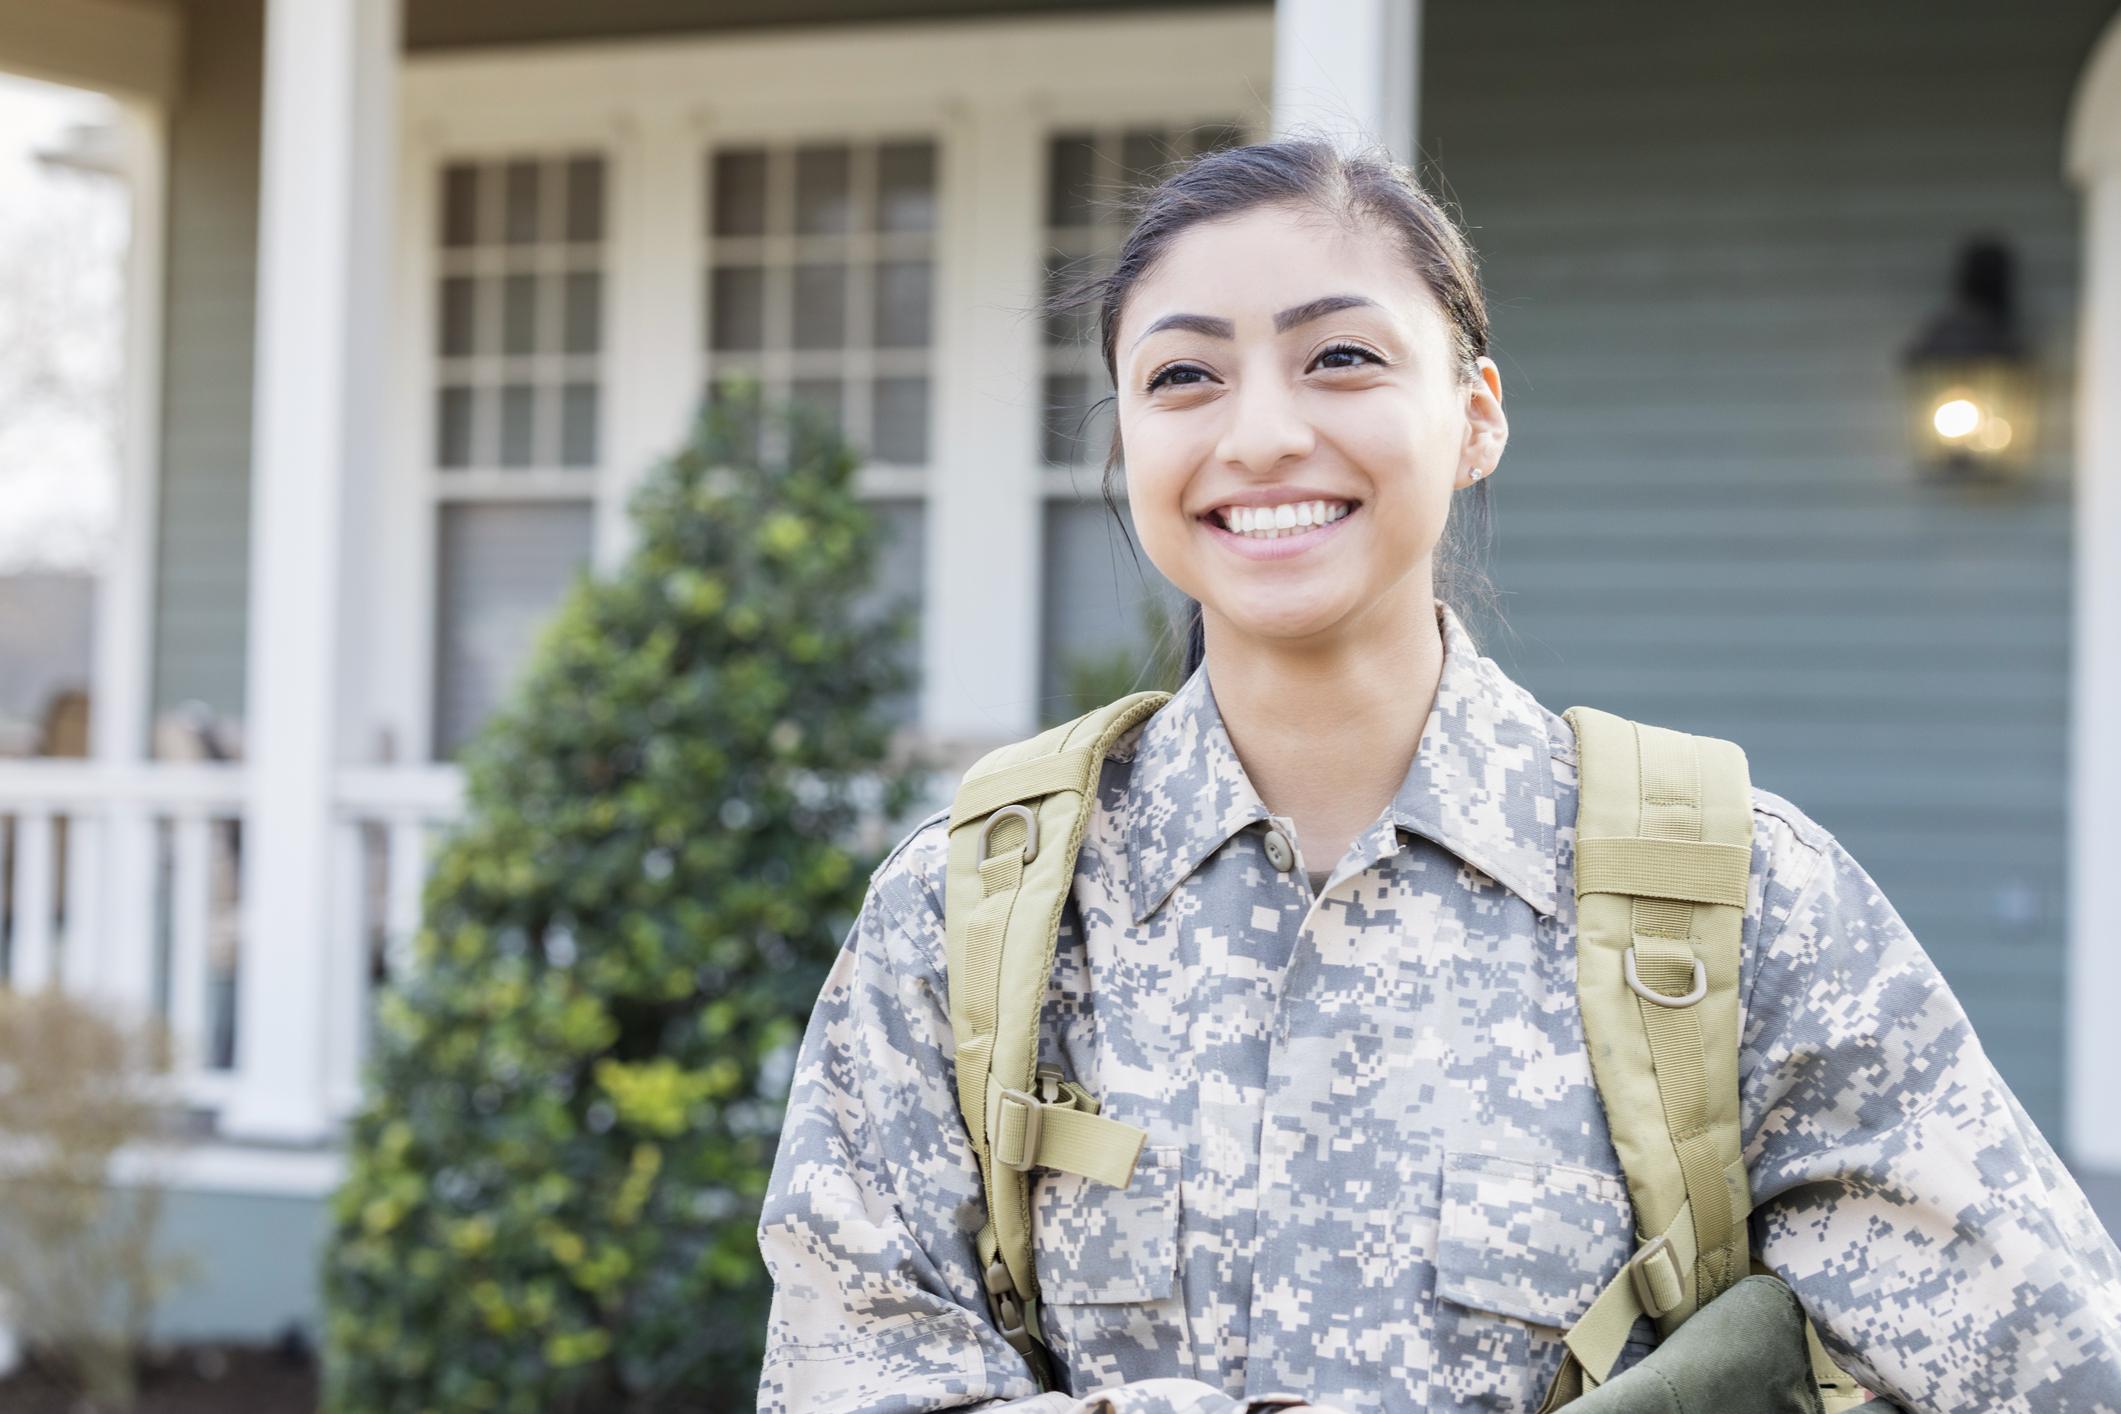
503, 160, 540, 243
439, 275, 477, 357
433, 501, 594, 757
712, 149, 769, 237
1043, 252, 1098, 348
560, 383, 598, 466
563, 271, 600, 355
436, 386, 476, 468
564, 156, 604, 242
1119, 128, 1175, 187
1189, 122, 1248, 157
499, 383, 537, 466
502, 273, 538, 356
874, 259, 931, 348
877, 141, 936, 233
873, 376, 927, 465
1043, 372, 1098, 466
794, 144, 854, 234
792, 263, 847, 349
1047, 132, 1098, 228
791, 378, 844, 440
441, 164, 481, 247
709, 265, 766, 351
847, 497, 923, 729
1041, 498, 1182, 720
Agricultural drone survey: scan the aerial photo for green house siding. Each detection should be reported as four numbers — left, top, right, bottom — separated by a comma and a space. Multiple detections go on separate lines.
1422, 0, 2116, 1148
151, 0, 263, 733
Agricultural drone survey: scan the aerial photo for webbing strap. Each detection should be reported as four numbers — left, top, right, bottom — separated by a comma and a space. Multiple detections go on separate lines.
942, 691, 1168, 1391
1575, 837, 1751, 908
1562, 708, 1754, 1338
953, 847, 1024, 1155
948, 749, 1100, 828
1629, 720, 1743, 1311
1540, 1154, 1745, 1407
991, 1079, 1145, 1187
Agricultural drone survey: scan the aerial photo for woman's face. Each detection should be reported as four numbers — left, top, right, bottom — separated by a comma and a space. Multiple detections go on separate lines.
1113, 202, 1506, 653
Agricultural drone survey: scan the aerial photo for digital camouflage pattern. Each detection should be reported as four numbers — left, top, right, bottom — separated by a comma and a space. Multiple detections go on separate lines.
757, 599, 2121, 1413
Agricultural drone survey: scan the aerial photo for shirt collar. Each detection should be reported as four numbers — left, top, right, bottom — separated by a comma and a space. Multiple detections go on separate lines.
1119, 598, 1562, 925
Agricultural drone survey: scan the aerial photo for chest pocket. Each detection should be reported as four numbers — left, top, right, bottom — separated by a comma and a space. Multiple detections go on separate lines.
1429, 1148, 1654, 1413
1031, 1144, 1193, 1393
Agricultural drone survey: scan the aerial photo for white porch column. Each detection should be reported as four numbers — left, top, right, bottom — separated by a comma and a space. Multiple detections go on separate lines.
925, 98, 1046, 742
1271, 0, 1421, 163
225, 0, 398, 1143
2066, 12, 2121, 1172
83, 101, 170, 1018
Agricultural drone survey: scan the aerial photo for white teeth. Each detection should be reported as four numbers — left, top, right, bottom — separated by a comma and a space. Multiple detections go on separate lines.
1217, 499, 1354, 538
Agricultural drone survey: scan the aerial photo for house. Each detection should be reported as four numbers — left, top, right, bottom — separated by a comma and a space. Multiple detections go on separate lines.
0, 0, 2116, 1343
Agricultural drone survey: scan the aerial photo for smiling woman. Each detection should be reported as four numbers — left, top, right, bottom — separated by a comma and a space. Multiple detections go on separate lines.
754, 137, 2121, 1414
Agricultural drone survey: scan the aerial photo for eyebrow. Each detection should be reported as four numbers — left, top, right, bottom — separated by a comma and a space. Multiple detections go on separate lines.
1129, 293, 1382, 351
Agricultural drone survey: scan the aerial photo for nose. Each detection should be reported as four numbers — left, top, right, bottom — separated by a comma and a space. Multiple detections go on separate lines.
1212, 364, 1316, 477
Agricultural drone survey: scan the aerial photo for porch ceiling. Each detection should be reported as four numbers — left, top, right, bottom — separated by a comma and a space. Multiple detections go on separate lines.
405, 0, 1261, 52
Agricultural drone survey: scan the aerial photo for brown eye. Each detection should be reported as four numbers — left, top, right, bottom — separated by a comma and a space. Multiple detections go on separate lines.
1146, 363, 1210, 393
1315, 342, 1383, 371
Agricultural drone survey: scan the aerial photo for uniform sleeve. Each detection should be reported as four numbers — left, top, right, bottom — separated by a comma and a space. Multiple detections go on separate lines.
756, 833, 1326, 1414
1739, 830, 2121, 1413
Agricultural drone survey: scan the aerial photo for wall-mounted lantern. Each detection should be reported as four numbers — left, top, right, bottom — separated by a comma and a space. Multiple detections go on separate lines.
1901, 238, 2038, 481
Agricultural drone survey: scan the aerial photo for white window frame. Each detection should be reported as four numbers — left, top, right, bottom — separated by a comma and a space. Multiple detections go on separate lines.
379, 8, 1272, 763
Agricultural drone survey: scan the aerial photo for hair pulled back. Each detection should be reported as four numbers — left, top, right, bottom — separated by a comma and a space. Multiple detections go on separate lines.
1041, 134, 1501, 682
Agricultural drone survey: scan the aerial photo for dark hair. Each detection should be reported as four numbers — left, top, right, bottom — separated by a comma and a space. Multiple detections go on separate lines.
1041, 134, 1501, 684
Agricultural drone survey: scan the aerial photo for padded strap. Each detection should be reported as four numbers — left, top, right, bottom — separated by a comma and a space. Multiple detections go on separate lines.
1566, 706, 1754, 1337
943, 690, 1168, 1387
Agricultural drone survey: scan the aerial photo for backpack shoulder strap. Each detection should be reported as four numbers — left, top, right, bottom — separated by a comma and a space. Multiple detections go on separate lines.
1542, 705, 1756, 1404
1544, 707, 1871, 1414
941, 689, 1169, 1387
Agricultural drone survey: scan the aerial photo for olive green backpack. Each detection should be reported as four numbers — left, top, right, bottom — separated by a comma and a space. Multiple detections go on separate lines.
940, 692, 1877, 1411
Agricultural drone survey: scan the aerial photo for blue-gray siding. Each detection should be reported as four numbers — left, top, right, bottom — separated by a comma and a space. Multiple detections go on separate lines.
150, 0, 261, 733
1423, 0, 2118, 1151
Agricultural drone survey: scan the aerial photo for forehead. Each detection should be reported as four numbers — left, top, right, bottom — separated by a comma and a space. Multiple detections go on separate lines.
1118, 203, 1439, 343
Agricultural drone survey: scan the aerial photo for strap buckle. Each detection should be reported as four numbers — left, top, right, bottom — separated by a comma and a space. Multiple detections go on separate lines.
1624, 947, 1707, 1007
1626, 1232, 1684, 1319
983, 1255, 1054, 1387
992, 1087, 1044, 1171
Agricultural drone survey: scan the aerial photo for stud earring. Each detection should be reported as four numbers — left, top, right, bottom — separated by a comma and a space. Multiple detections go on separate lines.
1467, 467, 1486, 482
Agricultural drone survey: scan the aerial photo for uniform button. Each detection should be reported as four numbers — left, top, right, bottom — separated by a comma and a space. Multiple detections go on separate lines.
1262, 827, 1295, 872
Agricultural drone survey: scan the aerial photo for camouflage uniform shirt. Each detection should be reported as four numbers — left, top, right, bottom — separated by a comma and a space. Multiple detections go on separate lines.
757, 599, 2121, 1413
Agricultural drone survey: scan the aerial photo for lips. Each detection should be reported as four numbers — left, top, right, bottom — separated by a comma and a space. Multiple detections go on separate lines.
1198, 500, 1362, 561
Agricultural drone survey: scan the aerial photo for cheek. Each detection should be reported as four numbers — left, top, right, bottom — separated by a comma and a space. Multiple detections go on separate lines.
1118, 413, 1199, 524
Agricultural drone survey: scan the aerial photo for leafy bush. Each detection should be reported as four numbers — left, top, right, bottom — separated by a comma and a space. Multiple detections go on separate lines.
322, 384, 928, 1412
0, 988, 194, 1411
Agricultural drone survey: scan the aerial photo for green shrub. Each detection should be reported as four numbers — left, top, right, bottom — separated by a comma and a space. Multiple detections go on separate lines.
322, 382, 928, 1412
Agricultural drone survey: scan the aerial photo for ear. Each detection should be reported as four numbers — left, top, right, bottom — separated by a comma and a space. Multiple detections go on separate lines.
1456, 356, 1509, 489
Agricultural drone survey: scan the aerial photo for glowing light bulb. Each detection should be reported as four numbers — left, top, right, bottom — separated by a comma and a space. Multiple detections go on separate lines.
1932, 398, 1982, 440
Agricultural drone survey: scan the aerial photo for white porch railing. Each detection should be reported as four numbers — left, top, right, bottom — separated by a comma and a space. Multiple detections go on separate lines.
0, 761, 464, 1128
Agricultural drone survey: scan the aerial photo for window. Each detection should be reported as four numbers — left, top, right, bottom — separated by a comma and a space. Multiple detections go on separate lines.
703, 139, 938, 468
430, 153, 606, 756
704, 138, 937, 725
1039, 123, 1246, 719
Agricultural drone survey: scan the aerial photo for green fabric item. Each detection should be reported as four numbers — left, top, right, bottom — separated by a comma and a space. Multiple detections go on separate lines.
1559, 1277, 1826, 1414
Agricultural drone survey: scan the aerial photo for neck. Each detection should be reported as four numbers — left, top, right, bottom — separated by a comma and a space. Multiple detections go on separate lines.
1199, 585, 1445, 848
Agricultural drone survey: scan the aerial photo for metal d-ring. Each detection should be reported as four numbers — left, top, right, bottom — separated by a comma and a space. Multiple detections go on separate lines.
978, 803, 1039, 866
1625, 946, 1707, 1007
